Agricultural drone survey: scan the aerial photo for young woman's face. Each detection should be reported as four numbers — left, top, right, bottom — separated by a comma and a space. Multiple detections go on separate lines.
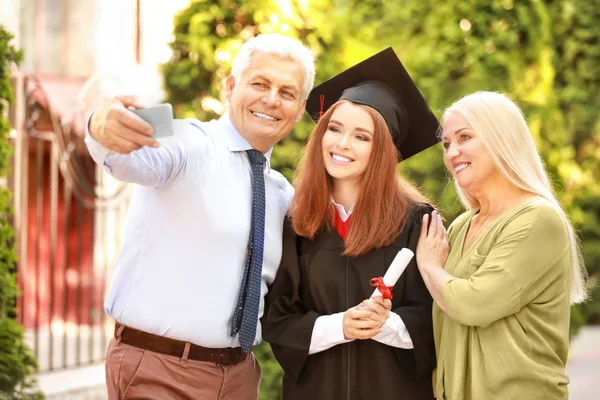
321, 102, 375, 186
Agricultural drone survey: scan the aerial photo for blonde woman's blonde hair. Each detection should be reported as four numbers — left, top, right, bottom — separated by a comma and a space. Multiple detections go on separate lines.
443, 91, 588, 304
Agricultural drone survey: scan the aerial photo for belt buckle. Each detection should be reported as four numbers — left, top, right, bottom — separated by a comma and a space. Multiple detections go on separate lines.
216, 352, 233, 366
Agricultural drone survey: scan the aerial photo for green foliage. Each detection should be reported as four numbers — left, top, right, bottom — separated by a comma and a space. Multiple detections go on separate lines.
551, 0, 600, 324
378, 0, 599, 336
254, 342, 283, 400
0, 320, 43, 400
0, 25, 43, 400
162, 0, 600, 397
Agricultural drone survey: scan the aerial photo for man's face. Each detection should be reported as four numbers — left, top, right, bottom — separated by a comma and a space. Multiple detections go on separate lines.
226, 52, 306, 151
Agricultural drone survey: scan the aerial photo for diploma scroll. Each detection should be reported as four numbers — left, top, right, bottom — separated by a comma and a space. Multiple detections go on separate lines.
370, 248, 414, 299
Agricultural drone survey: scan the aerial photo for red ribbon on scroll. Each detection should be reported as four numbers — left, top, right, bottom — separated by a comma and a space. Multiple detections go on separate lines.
369, 277, 394, 300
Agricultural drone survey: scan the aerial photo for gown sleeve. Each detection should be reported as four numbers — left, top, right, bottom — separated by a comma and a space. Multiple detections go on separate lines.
390, 205, 436, 379
262, 217, 321, 385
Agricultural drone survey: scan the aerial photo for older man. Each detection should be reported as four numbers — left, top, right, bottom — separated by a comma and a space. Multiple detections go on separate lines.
85, 34, 315, 400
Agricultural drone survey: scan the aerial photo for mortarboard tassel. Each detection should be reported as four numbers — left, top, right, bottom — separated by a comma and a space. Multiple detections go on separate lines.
319, 94, 324, 119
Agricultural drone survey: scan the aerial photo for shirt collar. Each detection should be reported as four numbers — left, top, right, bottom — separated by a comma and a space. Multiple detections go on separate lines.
331, 198, 355, 222
219, 113, 273, 173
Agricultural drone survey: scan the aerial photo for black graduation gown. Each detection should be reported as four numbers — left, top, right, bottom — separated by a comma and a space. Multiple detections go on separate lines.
263, 205, 436, 400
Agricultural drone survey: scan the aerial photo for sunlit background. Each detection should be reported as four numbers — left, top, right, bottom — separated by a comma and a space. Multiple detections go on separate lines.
0, 0, 598, 399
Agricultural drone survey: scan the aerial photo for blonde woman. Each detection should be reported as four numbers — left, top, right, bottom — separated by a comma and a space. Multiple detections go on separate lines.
416, 91, 587, 400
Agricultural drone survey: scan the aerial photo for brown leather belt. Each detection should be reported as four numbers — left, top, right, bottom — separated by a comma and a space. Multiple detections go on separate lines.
114, 322, 248, 365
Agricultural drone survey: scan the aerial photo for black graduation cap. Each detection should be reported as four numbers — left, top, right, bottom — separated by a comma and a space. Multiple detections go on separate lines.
306, 47, 440, 161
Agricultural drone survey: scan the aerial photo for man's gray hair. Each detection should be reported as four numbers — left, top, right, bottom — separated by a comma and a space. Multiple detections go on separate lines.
231, 34, 316, 100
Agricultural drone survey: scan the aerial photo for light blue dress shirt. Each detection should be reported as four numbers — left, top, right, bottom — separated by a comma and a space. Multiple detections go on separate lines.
85, 114, 294, 348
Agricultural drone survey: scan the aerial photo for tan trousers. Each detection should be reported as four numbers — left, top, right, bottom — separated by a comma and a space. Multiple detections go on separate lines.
105, 337, 262, 400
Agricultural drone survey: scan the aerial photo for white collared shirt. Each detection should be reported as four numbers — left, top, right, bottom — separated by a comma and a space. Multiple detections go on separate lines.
331, 198, 355, 222
309, 200, 413, 354
85, 114, 293, 348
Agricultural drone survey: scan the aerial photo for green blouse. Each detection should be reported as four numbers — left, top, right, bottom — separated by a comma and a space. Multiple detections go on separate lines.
433, 197, 572, 400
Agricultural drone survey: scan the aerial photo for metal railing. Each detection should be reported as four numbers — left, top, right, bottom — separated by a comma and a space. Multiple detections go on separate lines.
9, 73, 131, 372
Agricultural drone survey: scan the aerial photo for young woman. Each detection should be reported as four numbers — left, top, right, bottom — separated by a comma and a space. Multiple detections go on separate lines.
263, 49, 439, 400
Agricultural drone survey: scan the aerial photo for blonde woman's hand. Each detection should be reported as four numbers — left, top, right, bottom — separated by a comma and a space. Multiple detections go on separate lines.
416, 210, 450, 270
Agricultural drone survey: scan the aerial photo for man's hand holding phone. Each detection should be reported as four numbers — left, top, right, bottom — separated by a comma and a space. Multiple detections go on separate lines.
89, 96, 174, 155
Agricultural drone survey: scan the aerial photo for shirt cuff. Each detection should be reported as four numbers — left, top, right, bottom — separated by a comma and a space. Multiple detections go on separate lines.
308, 312, 353, 355
84, 110, 112, 168
371, 311, 414, 349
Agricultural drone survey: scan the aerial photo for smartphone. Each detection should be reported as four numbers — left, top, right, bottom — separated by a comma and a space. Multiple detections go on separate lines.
131, 103, 174, 138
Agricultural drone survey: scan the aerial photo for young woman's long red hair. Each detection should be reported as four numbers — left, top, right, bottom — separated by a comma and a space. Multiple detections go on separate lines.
290, 100, 430, 257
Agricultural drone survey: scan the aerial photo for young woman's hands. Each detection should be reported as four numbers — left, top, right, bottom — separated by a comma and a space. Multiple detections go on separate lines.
342, 296, 391, 340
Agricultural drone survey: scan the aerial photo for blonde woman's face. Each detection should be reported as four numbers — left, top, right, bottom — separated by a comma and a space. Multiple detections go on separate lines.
441, 111, 499, 191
